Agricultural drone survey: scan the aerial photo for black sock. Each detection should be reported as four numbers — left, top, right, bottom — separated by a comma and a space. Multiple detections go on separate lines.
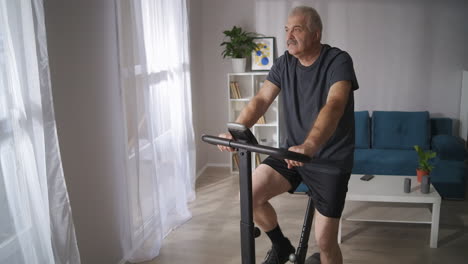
266, 224, 290, 248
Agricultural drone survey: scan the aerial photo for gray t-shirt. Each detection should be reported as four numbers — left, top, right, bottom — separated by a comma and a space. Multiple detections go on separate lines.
267, 44, 359, 172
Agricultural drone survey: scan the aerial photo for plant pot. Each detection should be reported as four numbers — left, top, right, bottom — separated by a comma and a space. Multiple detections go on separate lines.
232, 58, 246, 73
416, 169, 429, 183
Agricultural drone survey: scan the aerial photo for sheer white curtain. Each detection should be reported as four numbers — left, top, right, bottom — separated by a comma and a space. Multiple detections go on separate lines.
116, 0, 195, 262
0, 0, 80, 263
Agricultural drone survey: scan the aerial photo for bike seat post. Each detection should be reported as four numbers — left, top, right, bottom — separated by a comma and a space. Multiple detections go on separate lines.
295, 192, 315, 264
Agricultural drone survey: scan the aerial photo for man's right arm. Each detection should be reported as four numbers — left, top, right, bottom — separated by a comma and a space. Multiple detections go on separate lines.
235, 80, 280, 128
218, 80, 280, 152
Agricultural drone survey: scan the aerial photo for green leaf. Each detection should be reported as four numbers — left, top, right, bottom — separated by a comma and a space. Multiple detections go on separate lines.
220, 25, 258, 59
414, 145, 437, 172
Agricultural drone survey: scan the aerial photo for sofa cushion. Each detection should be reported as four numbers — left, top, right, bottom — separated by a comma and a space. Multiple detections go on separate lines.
352, 149, 419, 175
431, 159, 466, 200
372, 111, 430, 150
432, 135, 466, 161
355, 111, 370, 149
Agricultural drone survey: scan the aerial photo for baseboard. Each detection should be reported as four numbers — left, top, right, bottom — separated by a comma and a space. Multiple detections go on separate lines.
196, 163, 230, 178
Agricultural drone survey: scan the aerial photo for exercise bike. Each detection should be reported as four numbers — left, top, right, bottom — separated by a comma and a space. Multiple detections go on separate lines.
202, 123, 321, 264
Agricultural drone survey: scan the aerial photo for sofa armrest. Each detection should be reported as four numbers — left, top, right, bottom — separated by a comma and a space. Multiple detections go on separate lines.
431, 135, 466, 161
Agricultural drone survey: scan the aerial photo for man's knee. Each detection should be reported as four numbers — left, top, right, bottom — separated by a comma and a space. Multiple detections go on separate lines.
316, 231, 339, 252
314, 211, 340, 252
252, 188, 268, 209
251, 168, 270, 208
251, 164, 290, 209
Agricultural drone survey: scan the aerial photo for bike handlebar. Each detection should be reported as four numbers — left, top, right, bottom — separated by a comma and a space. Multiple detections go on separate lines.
201, 135, 312, 163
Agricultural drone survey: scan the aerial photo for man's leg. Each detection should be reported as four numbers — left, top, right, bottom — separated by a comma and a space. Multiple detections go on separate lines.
314, 210, 342, 264
252, 164, 291, 230
252, 164, 294, 263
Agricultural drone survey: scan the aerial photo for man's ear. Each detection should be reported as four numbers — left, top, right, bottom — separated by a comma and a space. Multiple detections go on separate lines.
314, 30, 321, 41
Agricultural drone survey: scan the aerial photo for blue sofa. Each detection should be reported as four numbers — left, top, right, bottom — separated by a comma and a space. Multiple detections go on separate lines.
353, 111, 466, 199
295, 111, 467, 200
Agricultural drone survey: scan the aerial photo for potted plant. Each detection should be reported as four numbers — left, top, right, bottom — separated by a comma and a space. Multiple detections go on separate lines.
220, 26, 258, 73
414, 145, 437, 183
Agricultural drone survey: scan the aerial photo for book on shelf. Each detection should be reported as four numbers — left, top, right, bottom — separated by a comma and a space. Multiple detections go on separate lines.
256, 115, 266, 124
230, 81, 242, 99
229, 82, 237, 99
232, 153, 240, 170
229, 82, 235, 99
234, 82, 241, 98
255, 154, 261, 167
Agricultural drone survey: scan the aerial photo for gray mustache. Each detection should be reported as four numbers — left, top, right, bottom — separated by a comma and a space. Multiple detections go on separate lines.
287, 40, 297, 45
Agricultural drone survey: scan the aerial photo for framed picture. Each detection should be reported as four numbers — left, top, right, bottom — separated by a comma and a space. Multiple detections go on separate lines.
251, 37, 275, 71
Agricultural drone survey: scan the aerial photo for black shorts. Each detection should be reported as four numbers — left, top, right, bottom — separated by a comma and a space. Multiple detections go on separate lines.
262, 156, 351, 218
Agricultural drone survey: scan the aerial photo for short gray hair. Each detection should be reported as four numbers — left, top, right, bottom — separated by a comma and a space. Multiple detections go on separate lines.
289, 6, 323, 35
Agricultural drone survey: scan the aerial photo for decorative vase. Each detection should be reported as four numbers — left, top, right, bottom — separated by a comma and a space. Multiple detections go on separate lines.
232, 58, 246, 73
416, 169, 429, 183
421, 175, 430, 194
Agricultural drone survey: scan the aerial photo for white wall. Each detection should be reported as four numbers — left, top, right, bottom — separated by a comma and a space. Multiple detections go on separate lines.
44, 1, 127, 263
322, 0, 467, 121
194, 0, 468, 168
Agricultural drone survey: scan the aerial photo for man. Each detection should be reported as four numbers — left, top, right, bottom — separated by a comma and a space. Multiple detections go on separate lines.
218, 6, 358, 264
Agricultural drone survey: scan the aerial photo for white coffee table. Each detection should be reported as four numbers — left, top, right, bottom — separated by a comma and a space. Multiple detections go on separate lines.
338, 174, 441, 248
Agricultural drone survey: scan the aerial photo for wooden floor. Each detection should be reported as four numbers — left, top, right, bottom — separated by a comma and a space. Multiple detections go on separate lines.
142, 167, 468, 264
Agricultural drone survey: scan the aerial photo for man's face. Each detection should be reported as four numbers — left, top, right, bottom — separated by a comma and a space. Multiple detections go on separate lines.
285, 14, 317, 57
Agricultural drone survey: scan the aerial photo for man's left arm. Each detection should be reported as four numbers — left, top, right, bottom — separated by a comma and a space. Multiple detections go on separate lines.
285, 80, 352, 168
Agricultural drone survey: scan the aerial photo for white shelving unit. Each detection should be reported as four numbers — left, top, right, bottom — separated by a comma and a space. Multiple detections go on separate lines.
227, 72, 280, 174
